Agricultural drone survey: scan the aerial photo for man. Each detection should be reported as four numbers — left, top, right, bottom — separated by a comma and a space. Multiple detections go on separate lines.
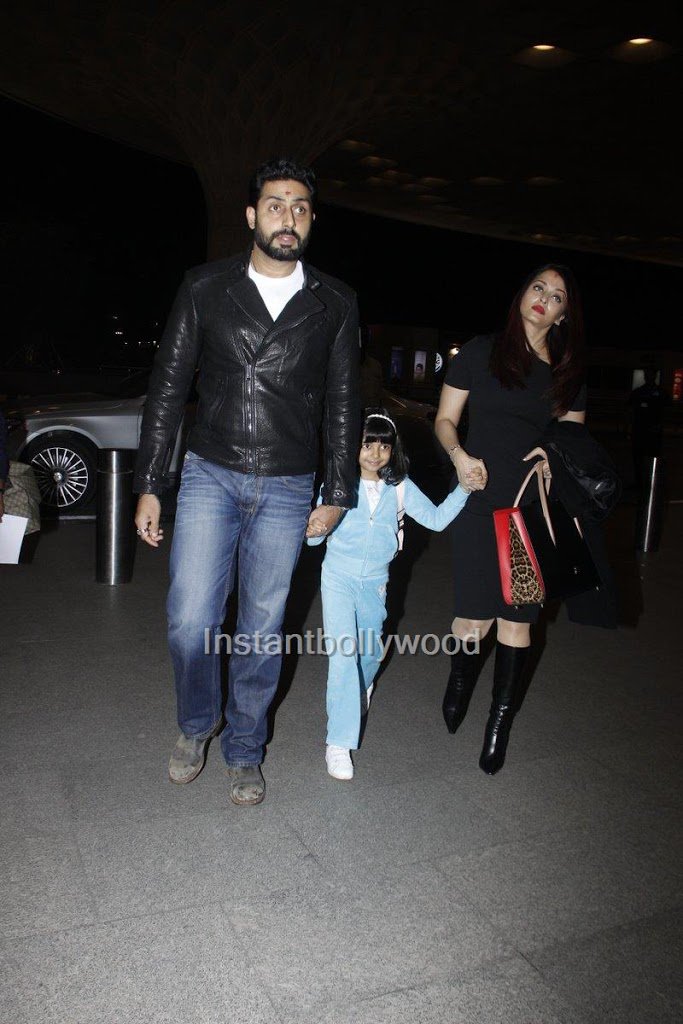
134, 157, 359, 805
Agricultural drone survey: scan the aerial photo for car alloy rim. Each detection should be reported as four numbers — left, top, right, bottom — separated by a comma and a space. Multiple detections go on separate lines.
30, 446, 90, 507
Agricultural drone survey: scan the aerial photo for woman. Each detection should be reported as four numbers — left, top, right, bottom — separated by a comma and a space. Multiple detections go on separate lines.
435, 264, 586, 774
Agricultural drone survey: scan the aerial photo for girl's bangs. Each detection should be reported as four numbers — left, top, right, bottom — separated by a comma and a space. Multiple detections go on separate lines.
362, 417, 395, 445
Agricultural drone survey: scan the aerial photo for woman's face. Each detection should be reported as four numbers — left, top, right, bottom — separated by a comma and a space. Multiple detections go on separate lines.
519, 269, 568, 331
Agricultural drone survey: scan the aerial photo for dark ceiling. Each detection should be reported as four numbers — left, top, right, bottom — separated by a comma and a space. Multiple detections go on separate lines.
1, 1, 680, 264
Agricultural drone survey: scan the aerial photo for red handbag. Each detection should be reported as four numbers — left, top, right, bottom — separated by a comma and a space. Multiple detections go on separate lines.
493, 462, 600, 606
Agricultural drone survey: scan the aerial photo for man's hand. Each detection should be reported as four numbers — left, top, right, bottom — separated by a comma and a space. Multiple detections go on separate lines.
306, 504, 343, 538
135, 494, 164, 547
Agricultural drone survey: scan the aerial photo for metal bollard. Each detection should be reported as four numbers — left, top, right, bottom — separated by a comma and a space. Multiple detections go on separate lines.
96, 449, 137, 583
635, 456, 664, 553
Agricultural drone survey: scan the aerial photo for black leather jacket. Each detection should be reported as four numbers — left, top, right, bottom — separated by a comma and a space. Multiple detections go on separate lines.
539, 419, 620, 628
133, 253, 360, 506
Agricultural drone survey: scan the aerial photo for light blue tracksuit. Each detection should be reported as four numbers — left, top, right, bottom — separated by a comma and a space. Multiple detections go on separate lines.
307, 477, 469, 748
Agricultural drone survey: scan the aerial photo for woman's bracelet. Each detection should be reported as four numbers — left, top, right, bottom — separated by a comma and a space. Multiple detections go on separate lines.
447, 444, 461, 458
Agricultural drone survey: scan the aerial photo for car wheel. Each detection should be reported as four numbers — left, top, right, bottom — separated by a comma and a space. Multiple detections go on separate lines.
23, 432, 98, 511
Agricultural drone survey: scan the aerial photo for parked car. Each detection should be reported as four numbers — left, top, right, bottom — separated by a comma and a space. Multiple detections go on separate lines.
4, 393, 188, 512
3, 385, 442, 514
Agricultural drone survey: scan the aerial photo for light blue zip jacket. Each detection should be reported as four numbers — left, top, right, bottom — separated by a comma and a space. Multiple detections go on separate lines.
307, 477, 469, 578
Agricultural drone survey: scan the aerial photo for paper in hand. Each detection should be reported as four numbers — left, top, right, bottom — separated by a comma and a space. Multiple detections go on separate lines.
0, 513, 29, 564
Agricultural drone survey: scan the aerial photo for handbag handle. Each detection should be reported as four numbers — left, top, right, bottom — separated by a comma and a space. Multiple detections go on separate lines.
513, 462, 556, 546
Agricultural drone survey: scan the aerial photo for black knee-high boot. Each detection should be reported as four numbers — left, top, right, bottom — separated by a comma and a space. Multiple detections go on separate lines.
479, 642, 529, 775
442, 645, 483, 734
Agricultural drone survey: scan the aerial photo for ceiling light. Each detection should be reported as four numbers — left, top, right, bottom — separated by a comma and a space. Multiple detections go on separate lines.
365, 176, 393, 187
360, 155, 397, 169
382, 170, 413, 184
400, 183, 429, 193
337, 139, 374, 153
527, 176, 562, 186
513, 46, 575, 68
418, 176, 451, 188
610, 38, 670, 61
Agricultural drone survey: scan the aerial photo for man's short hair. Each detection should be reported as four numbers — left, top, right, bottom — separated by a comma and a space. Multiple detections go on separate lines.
248, 157, 317, 208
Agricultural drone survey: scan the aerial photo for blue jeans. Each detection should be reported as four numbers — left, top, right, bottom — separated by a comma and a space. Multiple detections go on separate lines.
167, 452, 314, 766
321, 562, 388, 749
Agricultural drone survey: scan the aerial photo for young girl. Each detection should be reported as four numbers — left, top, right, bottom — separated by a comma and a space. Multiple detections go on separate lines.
306, 408, 469, 780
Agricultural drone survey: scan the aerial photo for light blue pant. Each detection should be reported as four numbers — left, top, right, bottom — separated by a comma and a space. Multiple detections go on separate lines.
321, 562, 388, 749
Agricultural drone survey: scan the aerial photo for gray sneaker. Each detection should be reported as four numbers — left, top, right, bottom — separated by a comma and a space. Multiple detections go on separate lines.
226, 765, 265, 806
168, 725, 220, 784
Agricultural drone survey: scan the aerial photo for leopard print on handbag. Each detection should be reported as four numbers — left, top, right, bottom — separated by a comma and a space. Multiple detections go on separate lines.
508, 517, 544, 605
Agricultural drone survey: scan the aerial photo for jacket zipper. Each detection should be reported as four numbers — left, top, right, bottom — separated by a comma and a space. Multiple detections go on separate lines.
361, 510, 373, 577
361, 486, 385, 576
242, 300, 320, 471
245, 364, 254, 471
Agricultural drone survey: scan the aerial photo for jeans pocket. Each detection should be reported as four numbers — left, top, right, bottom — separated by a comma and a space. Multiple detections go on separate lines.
184, 450, 205, 463
279, 473, 315, 495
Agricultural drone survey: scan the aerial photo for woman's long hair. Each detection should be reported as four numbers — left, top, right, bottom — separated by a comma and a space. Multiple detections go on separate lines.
490, 263, 585, 416
362, 407, 409, 485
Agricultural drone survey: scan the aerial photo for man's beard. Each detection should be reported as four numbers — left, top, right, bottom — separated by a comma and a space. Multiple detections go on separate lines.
254, 224, 310, 262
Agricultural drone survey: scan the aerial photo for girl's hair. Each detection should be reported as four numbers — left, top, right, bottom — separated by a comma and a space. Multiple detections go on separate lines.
362, 407, 409, 485
490, 263, 585, 416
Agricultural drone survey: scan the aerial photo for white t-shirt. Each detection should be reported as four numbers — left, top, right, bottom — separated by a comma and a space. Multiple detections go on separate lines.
247, 260, 304, 321
362, 478, 384, 514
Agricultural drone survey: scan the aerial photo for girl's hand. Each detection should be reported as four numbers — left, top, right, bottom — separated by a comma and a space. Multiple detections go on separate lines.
523, 446, 551, 481
306, 504, 342, 537
452, 449, 488, 492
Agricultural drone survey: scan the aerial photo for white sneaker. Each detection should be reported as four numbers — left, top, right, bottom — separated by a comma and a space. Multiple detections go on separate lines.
326, 745, 354, 780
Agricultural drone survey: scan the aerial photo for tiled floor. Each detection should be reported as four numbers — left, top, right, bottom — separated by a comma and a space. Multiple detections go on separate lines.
1, 498, 680, 1023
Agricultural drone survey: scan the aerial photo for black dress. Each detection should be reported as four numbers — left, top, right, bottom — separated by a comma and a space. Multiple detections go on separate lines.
445, 335, 586, 623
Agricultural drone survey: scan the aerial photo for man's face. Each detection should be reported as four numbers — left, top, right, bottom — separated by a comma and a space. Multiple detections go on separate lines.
246, 179, 314, 262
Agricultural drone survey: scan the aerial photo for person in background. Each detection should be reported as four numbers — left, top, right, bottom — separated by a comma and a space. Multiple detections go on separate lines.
359, 347, 384, 409
628, 368, 669, 490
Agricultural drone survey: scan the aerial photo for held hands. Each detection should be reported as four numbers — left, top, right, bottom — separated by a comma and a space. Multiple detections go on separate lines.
452, 449, 488, 493
306, 504, 343, 538
523, 446, 551, 481
134, 494, 164, 547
